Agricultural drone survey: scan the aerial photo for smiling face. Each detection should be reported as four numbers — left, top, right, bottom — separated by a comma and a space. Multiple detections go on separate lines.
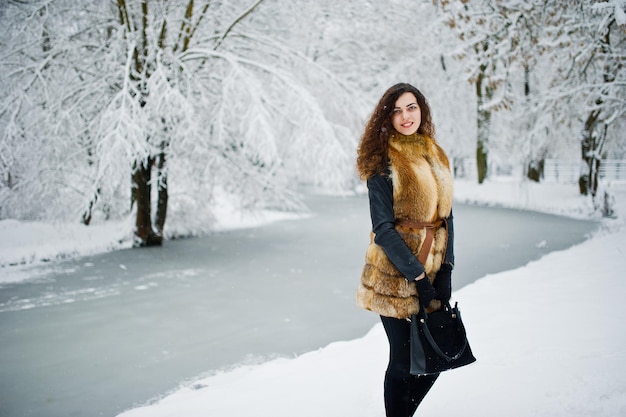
391, 92, 421, 136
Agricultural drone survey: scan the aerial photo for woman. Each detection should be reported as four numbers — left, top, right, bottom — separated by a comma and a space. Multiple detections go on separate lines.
356, 83, 455, 416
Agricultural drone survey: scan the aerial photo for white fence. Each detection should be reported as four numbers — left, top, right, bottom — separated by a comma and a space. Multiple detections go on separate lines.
599, 159, 626, 181
543, 160, 579, 183
544, 159, 626, 183
456, 158, 626, 183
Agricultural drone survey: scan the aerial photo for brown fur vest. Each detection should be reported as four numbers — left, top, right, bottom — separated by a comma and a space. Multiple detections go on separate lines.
356, 133, 454, 319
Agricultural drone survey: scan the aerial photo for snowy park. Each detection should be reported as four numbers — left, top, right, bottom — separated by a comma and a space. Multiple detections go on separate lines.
101, 180, 626, 417
115, 184, 626, 417
1, 179, 625, 417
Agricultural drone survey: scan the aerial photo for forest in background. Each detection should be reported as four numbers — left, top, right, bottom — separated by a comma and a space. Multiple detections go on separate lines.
1, 0, 624, 245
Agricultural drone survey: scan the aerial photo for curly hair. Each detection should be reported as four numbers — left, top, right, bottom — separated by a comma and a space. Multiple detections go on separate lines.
356, 83, 436, 180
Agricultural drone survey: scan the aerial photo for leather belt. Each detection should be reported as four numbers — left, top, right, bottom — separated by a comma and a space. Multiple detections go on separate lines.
395, 218, 445, 265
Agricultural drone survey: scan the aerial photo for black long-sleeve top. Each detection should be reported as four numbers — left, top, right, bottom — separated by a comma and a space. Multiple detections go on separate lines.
366, 172, 455, 281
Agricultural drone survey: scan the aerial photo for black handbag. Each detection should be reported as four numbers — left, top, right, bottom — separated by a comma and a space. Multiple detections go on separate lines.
409, 301, 476, 375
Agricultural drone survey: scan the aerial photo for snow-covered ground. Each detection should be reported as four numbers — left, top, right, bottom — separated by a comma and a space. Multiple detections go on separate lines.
2, 178, 625, 416
0, 194, 306, 279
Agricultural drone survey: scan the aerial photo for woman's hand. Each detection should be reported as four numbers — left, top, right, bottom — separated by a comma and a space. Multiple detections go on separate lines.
433, 265, 452, 303
414, 274, 436, 307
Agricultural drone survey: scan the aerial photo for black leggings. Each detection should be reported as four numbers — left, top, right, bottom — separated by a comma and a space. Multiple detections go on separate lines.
380, 315, 439, 417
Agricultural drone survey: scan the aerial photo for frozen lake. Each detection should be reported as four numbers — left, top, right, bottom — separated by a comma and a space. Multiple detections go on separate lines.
0, 194, 597, 417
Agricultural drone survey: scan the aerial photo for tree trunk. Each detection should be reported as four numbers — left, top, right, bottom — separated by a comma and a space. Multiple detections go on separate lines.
579, 19, 616, 198
579, 108, 604, 197
475, 70, 491, 184
523, 63, 544, 183
155, 151, 168, 236
131, 158, 162, 246
82, 189, 100, 226
527, 159, 544, 182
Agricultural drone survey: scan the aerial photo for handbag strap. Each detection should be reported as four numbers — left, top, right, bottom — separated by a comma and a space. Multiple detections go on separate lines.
419, 302, 467, 362
395, 218, 444, 265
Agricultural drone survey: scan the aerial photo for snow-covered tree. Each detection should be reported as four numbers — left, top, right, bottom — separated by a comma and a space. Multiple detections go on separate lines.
0, 0, 364, 245
541, 0, 626, 197
4, 0, 621, 235
436, 0, 625, 196
435, 0, 536, 183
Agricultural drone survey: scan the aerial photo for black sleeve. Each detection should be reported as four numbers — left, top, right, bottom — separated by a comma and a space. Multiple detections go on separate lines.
366, 174, 425, 281
444, 209, 455, 268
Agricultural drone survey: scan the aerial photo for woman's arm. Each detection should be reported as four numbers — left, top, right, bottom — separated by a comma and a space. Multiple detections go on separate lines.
367, 174, 425, 281
433, 210, 454, 303
444, 210, 455, 268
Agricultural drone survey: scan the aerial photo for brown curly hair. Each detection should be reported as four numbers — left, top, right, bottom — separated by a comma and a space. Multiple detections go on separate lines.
356, 83, 436, 180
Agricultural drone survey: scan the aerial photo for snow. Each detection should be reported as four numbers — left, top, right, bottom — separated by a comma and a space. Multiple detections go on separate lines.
1, 178, 626, 416
618, 2, 626, 26
0, 194, 306, 276
592, 0, 626, 26
0, 217, 134, 278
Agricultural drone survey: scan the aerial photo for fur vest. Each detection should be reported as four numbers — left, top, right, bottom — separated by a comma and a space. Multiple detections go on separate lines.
356, 132, 454, 319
